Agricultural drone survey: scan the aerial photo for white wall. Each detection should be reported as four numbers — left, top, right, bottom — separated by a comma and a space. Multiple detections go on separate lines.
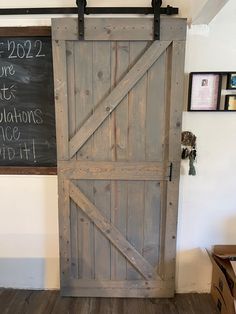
0, 0, 235, 292
177, 0, 236, 292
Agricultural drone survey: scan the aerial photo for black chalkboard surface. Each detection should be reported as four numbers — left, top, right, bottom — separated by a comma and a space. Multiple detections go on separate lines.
0, 28, 56, 173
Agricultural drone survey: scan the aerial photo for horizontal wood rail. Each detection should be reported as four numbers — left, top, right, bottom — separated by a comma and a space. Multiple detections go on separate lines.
59, 161, 170, 181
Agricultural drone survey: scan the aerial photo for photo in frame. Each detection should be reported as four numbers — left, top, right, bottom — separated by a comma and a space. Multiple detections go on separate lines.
188, 73, 222, 111
227, 73, 236, 89
225, 95, 236, 111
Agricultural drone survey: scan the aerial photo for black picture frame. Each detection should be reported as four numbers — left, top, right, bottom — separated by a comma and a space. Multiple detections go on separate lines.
225, 95, 236, 111
227, 73, 236, 89
188, 72, 222, 112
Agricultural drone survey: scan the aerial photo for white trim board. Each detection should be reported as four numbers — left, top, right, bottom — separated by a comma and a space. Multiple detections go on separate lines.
192, 0, 230, 25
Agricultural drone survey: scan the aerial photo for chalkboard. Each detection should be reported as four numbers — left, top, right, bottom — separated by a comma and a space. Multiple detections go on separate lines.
0, 27, 56, 174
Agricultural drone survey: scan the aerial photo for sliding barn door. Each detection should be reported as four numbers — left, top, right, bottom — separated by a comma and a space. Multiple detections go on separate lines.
52, 17, 186, 298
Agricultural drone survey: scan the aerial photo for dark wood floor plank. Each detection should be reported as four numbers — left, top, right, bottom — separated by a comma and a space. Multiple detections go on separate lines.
68, 297, 90, 314
0, 289, 217, 314
21, 290, 58, 314
148, 298, 179, 314
124, 298, 147, 314
0, 289, 18, 314
175, 294, 196, 314
110, 298, 124, 314
6, 290, 34, 314
50, 295, 75, 314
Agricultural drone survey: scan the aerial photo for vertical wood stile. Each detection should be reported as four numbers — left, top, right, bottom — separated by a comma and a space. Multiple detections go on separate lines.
164, 41, 186, 284
52, 40, 69, 160
110, 41, 130, 280
74, 42, 94, 279
158, 44, 172, 278
144, 52, 166, 271
93, 42, 112, 280
52, 39, 70, 290
66, 41, 78, 278
127, 42, 148, 280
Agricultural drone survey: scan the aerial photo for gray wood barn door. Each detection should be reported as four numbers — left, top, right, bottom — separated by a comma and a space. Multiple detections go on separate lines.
52, 17, 186, 298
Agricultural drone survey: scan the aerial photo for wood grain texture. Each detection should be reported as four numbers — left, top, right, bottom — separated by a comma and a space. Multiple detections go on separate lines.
0, 26, 51, 37
92, 42, 112, 281
66, 41, 78, 279
74, 41, 94, 280
53, 16, 187, 298
69, 40, 171, 158
64, 279, 173, 298
127, 41, 147, 280
110, 41, 130, 281
59, 161, 169, 180
164, 41, 186, 281
52, 18, 187, 41
52, 39, 69, 161
0, 167, 57, 175
144, 51, 167, 272
0, 289, 218, 313
69, 182, 157, 281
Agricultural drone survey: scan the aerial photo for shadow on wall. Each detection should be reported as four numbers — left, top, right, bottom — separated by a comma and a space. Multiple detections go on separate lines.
0, 258, 59, 289
221, 216, 236, 243
176, 247, 212, 294
42, 176, 59, 289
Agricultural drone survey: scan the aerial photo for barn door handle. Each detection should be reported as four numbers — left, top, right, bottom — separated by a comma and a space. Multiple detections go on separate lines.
169, 162, 173, 182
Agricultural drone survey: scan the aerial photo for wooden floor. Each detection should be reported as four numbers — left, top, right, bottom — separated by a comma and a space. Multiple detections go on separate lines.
0, 290, 218, 314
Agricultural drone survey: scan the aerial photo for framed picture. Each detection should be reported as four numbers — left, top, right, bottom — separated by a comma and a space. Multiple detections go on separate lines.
227, 73, 236, 89
188, 73, 222, 111
225, 95, 236, 111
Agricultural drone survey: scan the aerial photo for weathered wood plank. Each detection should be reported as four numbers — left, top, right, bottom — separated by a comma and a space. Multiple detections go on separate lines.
14, 290, 58, 314
68, 279, 169, 289
144, 51, 167, 273
0, 289, 219, 312
52, 18, 187, 41
62, 286, 172, 298
92, 42, 112, 280
146, 52, 166, 162
74, 42, 94, 160
66, 41, 78, 279
164, 41, 186, 282
110, 181, 128, 280
69, 40, 171, 158
69, 182, 157, 281
110, 41, 130, 280
158, 44, 172, 278
127, 42, 148, 280
144, 182, 161, 268
52, 40, 69, 160
59, 161, 169, 181
74, 41, 94, 280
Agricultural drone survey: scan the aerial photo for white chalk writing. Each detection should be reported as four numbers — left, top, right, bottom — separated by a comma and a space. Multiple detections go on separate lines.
0, 139, 36, 162
7, 40, 46, 59
0, 84, 17, 101
0, 64, 15, 78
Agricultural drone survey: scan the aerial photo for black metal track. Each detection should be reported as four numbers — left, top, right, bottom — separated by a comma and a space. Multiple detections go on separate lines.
0, 6, 178, 16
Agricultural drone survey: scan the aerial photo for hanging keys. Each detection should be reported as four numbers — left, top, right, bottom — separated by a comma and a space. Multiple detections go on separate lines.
181, 131, 197, 176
